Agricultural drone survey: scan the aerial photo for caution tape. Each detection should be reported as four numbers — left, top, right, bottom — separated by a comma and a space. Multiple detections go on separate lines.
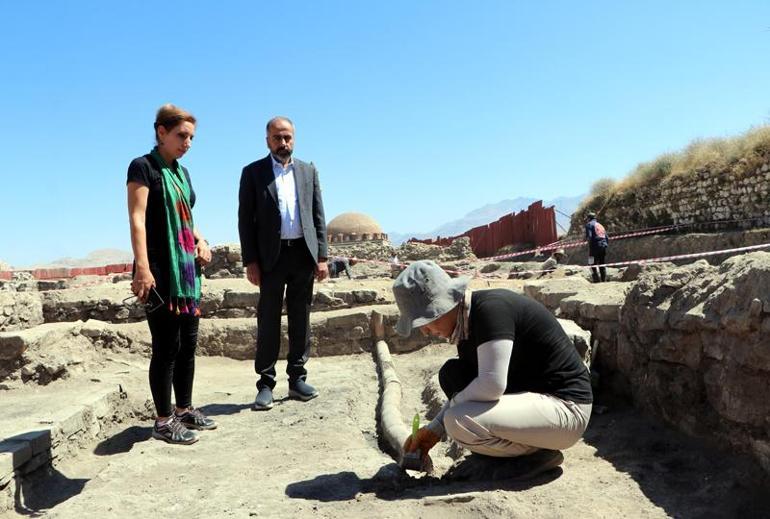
480, 224, 679, 262
473, 242, 770, 278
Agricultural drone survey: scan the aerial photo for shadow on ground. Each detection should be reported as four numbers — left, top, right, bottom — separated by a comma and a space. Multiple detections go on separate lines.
14, 467, 88, 516
584, 395, 770, 518
199, 402, 253, 416
286, 462, 561, 502
93, 425, 151, 456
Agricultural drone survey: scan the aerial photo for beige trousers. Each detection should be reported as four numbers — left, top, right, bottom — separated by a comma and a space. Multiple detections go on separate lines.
443, 392, 592, 457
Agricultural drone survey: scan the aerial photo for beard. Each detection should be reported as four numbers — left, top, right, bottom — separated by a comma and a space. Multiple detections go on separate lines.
274, 147, 293, 161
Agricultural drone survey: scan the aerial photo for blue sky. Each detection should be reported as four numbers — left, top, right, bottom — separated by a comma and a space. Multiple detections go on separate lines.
2, 1, 770, 266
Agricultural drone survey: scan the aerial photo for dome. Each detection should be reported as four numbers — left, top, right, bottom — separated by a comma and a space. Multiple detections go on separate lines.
327, 212, 383, 236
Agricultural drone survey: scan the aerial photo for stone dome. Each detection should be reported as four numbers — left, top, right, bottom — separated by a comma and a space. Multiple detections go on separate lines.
328, 212, 383, 235
327, 212, 387, 243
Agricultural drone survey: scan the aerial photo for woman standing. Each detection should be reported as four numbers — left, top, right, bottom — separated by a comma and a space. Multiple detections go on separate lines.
127, 104, 216, 445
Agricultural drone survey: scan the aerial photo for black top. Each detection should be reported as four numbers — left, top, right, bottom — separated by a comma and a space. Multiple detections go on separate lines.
457, 289, 593, 404
126, 153, 196, 262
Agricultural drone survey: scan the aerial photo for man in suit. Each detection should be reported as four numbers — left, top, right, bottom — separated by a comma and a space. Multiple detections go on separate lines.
238, 116, 329, 410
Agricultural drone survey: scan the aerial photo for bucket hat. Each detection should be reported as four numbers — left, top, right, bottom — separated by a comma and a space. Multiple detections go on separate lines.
554, 248, 565, 256
392, 260, 469, 336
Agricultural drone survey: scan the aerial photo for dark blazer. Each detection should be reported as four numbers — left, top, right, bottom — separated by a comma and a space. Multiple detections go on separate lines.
238, 154, 328, 272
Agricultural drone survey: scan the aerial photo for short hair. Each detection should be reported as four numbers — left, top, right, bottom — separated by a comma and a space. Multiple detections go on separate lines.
154, 104, 196, 143
266, 116, 294, 134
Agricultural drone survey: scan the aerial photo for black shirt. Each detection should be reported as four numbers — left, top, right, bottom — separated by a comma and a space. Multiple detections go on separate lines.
457, 289, 593, 404
126, 153, 196, 262
127, 154, 196, 295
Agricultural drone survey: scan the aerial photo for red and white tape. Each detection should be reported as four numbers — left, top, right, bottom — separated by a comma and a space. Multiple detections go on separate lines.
473, 242, 770, 278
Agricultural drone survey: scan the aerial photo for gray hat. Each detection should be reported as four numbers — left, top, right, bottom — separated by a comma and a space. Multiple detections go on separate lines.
554, 248, 565, 256
392, 260, 469, 337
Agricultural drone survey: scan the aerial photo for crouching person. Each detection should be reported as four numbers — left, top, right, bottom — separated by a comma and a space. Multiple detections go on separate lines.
393, 260, 592, 476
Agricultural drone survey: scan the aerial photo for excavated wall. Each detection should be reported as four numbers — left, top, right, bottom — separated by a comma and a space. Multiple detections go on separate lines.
525, 252, 770, 475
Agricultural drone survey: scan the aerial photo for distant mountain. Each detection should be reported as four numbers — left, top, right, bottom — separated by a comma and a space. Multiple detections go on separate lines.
39, 248, 134, 268
388, 195, 584, 244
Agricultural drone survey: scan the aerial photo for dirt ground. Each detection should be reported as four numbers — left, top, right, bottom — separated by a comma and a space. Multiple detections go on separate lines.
6, 346, 770, 519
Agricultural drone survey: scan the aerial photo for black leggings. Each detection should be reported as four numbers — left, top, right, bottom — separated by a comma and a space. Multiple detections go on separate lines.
591, 247, 607, 283
146, 307, 199, 416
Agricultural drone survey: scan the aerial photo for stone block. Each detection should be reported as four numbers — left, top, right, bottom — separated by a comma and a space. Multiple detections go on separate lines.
0, 440, 31, 479
557, 318, 591, 365
51, 407, 88, 444
222, 290, 257, 309
648, 333, 702, 369
351, 290, 378, 304
704, 364, 770, 427
8, 430, 51, 456
18, 451, 51, 475
0, 334, 27, 361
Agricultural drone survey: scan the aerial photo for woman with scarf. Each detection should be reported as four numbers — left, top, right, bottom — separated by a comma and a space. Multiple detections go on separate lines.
127, 104, 216, 445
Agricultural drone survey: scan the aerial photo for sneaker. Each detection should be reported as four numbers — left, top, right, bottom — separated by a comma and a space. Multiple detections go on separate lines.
152, 416, 199, 445
288, 379, 319, 401
253, 386, 274, 411
175, 407, 217, 431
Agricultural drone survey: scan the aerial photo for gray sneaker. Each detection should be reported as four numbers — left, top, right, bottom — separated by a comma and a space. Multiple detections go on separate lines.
175, 407, 217, 430
289, 379, 318, 401
152, 416, 199, 445
253, 386, 274, 410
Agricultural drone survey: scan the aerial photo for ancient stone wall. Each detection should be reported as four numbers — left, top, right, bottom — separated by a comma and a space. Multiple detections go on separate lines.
569, 162, 770, 235
525, 252, 770, 475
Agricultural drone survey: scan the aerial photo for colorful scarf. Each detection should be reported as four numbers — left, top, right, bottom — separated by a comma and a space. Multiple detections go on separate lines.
151, 148, 201, 316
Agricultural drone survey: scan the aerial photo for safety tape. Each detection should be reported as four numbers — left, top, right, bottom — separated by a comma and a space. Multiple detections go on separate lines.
472, 242, 770, 278
480, 224, 679, 262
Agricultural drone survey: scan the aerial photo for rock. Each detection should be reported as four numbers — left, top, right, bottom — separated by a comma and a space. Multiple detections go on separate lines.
0, 292, 44, 332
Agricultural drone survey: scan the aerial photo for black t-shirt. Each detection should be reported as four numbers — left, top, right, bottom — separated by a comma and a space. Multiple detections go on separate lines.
126, 154, 196, 293
457, 289, 593, 404
126, 154, 196, 262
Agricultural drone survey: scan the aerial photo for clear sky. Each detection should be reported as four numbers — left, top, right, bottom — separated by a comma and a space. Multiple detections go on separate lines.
2, 1, 770, 267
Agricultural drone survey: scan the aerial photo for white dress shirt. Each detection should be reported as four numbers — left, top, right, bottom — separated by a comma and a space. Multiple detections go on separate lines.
271, 155, 304, 239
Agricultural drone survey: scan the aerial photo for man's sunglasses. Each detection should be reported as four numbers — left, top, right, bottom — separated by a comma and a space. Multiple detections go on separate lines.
122, 286, 165, 313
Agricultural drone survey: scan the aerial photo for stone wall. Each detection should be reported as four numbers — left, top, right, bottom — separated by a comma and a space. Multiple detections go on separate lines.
524, 252, 770, 475
569, 162, 770, 235
202, 244, 244, 279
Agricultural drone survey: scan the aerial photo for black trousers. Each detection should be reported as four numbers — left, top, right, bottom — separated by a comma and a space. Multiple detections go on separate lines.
146, 307, 199, 416
438, 358, 476, 399
590, 247, 607, 283
255, 243, 316, 390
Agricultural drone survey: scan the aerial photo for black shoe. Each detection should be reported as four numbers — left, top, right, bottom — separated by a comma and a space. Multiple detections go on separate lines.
253, 386, 274, 410
152, 416, 199, 445
444, 449, 563, 482
288, 379, 318, 401
175, 407, 217, 430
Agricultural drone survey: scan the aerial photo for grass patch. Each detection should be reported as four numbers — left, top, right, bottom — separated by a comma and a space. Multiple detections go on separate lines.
579, 125, 770, 216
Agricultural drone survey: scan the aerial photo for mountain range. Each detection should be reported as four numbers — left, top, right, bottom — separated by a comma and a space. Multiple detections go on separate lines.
7, 196, 585, 269
387, 195, 584, 244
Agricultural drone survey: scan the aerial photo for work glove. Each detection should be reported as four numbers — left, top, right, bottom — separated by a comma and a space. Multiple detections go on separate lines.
403, 426, 441, 464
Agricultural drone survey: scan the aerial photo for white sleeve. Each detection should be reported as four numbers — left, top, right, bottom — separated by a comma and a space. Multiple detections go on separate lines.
424, 339, 513, 437
451, 339, 512, 405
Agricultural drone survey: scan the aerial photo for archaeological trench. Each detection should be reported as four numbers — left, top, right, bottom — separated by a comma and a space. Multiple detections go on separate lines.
2, 212, 770, 515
